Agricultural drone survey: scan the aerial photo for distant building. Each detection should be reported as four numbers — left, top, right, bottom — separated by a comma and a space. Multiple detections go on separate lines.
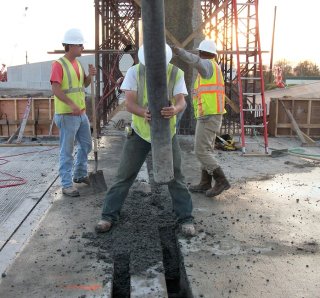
0, 54, 133, 93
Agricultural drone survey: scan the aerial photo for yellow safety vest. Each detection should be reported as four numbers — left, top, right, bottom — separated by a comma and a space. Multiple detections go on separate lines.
54, 57, 86, 114
132, 63, 182, 143
193, 59, 226, 118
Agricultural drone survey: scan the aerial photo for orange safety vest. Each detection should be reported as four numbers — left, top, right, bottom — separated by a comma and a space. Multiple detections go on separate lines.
193, 60, 226, 118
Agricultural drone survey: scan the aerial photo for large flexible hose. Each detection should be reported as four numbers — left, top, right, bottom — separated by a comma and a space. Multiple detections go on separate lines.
141, 0, 174, 184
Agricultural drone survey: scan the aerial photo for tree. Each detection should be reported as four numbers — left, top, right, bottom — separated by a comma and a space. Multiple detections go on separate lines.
274, 59, 293, 79
293, 60, 320, 76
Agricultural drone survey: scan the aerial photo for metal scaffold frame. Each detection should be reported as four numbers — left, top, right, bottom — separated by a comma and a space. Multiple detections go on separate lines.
94, 0, 266, 137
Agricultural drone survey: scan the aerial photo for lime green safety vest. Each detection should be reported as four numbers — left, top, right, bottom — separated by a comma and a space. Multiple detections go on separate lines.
193, 59, 226, 118
54, 57, 86, 114
132, 63, 182, 143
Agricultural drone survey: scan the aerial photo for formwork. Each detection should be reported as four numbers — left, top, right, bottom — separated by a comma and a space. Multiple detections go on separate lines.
268, 97, 320, 137
0, 97, 59, 137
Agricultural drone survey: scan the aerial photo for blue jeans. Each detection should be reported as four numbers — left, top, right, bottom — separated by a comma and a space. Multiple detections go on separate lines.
101, 131, 193, 224
54, 114, 92, 188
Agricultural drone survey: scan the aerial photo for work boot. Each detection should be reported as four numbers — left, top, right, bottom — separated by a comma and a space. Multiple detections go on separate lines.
62, 186, 80, 197
95, 220, 112, 233
189, 170, 212, 193
73, 176, 90, 185
181, 223, 196, 237
206, 167, 230, 197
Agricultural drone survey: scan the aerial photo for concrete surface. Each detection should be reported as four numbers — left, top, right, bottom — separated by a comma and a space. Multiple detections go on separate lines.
0, 110, 319, 297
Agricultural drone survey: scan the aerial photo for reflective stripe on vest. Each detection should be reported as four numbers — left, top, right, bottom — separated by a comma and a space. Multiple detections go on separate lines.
133, 63, 181, 143
193, 60, 226, 118
54, 57, 86, 114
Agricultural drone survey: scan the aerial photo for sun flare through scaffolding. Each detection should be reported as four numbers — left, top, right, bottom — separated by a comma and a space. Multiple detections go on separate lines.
94, 0, 267, 137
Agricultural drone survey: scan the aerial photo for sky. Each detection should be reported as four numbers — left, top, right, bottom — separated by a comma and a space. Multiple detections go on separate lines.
1, 0, 319, 68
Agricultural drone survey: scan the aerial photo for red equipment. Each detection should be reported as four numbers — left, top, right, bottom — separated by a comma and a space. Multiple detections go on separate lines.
0, 64, 7, 82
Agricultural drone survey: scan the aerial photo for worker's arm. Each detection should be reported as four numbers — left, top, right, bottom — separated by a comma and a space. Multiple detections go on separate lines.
83, 64, 97, 88
172, 47, 213, 79
161, 93, 186, 119
125, 90, 151, 122
51, 82, 82, 115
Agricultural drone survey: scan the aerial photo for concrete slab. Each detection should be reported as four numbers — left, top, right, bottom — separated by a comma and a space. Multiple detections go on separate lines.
0, 146, 59, 247
178, 136, 320, 297
0, 108, 319, 297
131, 263, 168, 298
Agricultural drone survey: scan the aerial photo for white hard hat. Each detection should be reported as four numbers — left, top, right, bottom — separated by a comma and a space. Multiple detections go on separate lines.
197, 39, 217, 55
138, 44, 172, 66
62, 28, 85, 44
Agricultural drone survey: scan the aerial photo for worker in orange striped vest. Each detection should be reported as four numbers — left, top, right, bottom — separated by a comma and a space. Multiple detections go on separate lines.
173, 39, 230, 197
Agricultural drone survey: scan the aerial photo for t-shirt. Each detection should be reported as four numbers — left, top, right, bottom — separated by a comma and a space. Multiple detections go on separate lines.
120, 64, 188, 96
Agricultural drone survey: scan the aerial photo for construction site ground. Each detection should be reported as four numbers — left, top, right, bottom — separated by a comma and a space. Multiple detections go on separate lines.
0, 108, 320, 297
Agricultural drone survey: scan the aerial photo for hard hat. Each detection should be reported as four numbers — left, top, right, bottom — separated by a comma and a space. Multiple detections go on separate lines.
197, 39, 217, 55
138, 44, 172, 66
62, 28, 85, 44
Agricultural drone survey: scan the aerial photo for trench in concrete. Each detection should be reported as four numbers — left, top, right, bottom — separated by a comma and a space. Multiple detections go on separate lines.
101, 155, 193, 297
109, 225, 192, 298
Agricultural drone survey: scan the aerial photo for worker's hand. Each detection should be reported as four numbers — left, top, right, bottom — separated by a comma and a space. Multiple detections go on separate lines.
71, 103, 82, 116
161, 105, 177, 119
88, 64, 97, 76
144, 108, 151, 122
172, 46, 180, 55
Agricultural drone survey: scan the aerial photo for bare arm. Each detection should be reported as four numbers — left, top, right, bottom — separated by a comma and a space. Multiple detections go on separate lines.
161, 93, 186, 119
125, 90, 151, 121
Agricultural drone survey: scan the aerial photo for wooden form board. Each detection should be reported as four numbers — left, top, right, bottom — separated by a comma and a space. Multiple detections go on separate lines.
268, 97, 320, 137
0, 97, 59, 137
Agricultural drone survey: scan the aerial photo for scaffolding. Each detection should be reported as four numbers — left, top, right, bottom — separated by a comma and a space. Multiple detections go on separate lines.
94, 0, 267, 136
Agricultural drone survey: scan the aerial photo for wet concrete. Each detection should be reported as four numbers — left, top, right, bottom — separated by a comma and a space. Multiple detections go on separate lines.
0, 110, 319, 297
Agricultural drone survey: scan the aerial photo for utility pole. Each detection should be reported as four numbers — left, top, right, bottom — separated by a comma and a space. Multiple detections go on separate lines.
24, 6, 29, 64
268, 6, 277, 83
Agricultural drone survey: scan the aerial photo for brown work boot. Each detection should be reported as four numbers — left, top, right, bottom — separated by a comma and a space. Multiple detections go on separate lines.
95, 220, 112, 233
73, 176, 90, 185
206, 167, 230, 197
62, 186, 80, 197
189, 170, 212, 193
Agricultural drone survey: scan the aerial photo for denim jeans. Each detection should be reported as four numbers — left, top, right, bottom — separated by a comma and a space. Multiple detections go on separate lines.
101, 131, 193, 224
194, 114, 223, 174
54, 114, 92, 188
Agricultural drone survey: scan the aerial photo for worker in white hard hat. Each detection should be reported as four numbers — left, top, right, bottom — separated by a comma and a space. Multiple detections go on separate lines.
50, 28, 97, 197
173, 39, 230, 198
95, 44, 195, 237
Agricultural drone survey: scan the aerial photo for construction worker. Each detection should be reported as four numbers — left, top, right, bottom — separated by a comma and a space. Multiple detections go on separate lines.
95, 44, 195, 237
50, 28, 96, 197
173, 39, 230, 197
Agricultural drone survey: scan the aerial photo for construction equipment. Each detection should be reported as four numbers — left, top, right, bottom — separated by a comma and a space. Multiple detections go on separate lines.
13, 97, 32, 144
88, 74, 108, 192
232, 0, 269, 155
141, 0, 174, 184
0, 64, 7, 82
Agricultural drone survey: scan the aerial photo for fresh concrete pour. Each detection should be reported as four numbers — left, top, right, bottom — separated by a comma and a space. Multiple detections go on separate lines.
0, 110, 320, 297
